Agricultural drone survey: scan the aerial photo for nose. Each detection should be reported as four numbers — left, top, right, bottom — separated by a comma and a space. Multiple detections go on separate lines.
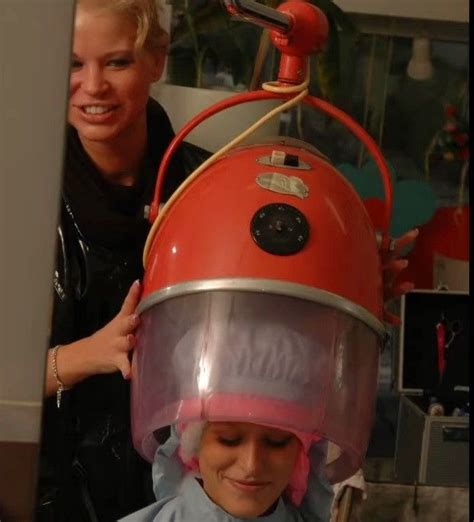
238, 440, 263, 476
81, 64, 108, 96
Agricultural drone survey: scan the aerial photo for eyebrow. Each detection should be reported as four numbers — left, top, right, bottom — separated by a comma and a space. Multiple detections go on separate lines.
72, 50, 135, 59
209, 422, 240, 433
212, 422, 235, 429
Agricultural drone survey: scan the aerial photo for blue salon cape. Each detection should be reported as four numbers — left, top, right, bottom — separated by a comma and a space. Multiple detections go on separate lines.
121, 474, 306, 522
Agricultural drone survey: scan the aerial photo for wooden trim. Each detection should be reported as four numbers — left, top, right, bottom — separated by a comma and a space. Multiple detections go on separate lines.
0, 442, 39, 522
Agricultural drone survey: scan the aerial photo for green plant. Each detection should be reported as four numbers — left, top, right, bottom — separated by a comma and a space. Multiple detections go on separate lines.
167, 0, 262, 89
310, 0, 359, 105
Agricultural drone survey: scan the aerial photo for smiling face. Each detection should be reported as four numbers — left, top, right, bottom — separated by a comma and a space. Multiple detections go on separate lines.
69, 3, 165, 145
198, 422, 301, 518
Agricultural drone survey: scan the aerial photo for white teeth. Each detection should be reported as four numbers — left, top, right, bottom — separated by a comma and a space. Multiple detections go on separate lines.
83, 105, 112, 114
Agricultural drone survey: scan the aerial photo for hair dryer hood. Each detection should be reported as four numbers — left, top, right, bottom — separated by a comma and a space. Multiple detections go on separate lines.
132, 139, 386, 484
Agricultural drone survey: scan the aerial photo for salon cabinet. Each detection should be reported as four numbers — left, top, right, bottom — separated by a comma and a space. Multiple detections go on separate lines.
393, 290, 469, 487
394, 395, 469, 486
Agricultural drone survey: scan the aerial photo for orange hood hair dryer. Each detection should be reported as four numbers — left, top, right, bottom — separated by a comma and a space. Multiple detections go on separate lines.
132, 0, 394, 485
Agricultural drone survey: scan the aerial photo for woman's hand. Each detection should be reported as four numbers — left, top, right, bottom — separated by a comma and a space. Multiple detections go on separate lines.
381, 228, 419, 325
45, 280, 142, 397
83, 279, 142, 380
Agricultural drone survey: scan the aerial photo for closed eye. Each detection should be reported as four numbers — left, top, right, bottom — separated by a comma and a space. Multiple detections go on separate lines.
218, 436, 242, 447
264, 437, 293, 448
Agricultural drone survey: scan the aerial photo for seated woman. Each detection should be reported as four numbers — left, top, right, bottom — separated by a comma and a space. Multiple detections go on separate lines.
121, 420, 332, 521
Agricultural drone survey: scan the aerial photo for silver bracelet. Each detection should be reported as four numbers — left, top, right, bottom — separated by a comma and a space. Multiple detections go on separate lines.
52, 344, 65, 408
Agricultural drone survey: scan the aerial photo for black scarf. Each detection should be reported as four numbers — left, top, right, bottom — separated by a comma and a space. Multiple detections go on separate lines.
62, 97, 185, 252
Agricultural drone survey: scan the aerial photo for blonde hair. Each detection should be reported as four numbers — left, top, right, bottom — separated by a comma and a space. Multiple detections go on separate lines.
77, 0, 169, 53
179, 422, 206, 464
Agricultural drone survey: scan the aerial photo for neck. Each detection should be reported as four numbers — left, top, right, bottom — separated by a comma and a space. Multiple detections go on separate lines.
79, 114, 148, 187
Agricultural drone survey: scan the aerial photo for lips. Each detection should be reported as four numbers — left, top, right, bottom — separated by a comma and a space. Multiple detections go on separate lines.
226, 478, 270, 493
74, 103, 119, 123
81, 104, 116, 115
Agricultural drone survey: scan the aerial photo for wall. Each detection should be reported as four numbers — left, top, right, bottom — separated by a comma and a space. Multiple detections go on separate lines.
0, 1, 74, 519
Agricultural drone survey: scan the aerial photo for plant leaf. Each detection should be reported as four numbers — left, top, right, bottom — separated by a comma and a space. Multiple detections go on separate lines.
314, 16, 339, 102
305, 0, 359, 102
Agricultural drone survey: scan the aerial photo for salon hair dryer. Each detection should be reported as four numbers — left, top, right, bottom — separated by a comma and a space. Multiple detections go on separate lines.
131, 0, 393, 484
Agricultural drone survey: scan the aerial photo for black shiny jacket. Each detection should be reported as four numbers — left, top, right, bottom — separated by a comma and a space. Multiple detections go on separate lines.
36, 100, 210, 521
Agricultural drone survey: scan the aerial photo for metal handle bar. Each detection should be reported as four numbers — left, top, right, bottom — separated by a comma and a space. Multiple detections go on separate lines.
221, 0, 293, 34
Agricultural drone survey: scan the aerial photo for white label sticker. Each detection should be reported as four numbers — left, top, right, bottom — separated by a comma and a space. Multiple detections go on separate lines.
256, 172, 309, 199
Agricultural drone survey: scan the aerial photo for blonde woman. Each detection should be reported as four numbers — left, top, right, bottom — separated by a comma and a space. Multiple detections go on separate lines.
37, 1, 197, 520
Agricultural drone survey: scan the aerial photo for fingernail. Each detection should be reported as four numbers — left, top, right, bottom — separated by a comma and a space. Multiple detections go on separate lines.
132, 279, 141, 288
402, 260, 409, 267
131, 314, 140, 325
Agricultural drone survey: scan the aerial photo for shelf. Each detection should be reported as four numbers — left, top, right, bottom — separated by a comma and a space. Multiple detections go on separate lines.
334, 0, 469, 23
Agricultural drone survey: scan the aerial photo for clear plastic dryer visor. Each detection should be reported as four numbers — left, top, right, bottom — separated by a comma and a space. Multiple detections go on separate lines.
131, 284, 383, 483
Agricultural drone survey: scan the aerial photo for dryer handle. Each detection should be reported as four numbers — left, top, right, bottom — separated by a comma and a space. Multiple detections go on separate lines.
149, 90, 393, 236
221, 0, 293, 34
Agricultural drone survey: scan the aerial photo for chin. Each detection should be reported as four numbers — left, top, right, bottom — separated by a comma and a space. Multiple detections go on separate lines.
223, 500, 273, 519
70, 123, 123, 143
